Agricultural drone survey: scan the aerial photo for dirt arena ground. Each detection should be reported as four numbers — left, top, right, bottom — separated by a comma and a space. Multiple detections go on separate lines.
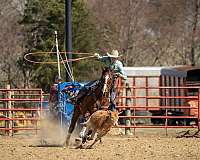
1, 128, 200, 160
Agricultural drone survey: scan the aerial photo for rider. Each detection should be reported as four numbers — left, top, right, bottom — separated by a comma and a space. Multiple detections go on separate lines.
69, 50, 127, 111
49, 75, 62, 113
94, 49, 127, 111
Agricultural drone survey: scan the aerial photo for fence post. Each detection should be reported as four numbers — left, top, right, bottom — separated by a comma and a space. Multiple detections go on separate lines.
125, 83, 132, 135
7, 85, 13, 136
198, 88, 200, 130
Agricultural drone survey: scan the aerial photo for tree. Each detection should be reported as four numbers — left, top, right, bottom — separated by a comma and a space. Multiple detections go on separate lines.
184, 0, 200, 66
87, 0, 200, 67
0, 0, 25, 88
87, 0, 152, 66
72, 0, 102, 82
20, 0, 101, 91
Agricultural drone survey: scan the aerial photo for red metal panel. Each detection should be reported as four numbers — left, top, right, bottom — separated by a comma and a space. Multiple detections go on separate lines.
1, 82, 200, 136
0, 89, 43, 135
115, 80, 200, 135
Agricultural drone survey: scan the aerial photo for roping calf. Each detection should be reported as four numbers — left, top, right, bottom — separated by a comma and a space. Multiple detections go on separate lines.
80, 110, 119, 149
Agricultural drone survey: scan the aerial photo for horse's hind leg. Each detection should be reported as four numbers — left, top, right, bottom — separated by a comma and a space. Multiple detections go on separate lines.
65, 107, 81, 146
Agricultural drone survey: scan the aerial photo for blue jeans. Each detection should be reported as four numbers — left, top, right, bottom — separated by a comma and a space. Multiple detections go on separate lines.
108, 79, 116, 111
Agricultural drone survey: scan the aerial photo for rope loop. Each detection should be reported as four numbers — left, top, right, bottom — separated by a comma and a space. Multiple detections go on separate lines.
24, 52, 95, 64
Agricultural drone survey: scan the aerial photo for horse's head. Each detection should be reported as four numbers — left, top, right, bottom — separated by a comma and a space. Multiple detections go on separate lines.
100, 67, 113, 96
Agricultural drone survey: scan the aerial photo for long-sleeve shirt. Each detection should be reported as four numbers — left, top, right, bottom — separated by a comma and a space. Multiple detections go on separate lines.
96, 55, 127, 80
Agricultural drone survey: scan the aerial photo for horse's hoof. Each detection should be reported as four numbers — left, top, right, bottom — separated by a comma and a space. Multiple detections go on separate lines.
63, 141, 69, 148
74, 144, 83, 149
62, 144, 67, 148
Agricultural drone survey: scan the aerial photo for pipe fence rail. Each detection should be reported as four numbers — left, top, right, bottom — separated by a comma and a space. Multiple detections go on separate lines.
0, 86, 44, 136
115, 84, 200, 135
1, 84, 200, 136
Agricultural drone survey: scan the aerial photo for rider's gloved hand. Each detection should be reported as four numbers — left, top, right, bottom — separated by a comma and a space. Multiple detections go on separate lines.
94, 53, 99, 58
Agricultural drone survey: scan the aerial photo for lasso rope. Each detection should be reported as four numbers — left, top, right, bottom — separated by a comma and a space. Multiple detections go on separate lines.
24, 52, 96, 64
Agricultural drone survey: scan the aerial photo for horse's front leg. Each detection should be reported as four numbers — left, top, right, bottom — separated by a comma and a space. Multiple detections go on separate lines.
65, 107, 81, 147
90, 103, 98, 114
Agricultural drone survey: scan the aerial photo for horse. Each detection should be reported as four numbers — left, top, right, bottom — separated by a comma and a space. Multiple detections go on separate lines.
65, 67, 113, 146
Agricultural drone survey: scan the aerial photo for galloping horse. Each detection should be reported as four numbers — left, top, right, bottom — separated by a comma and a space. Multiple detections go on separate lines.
65, 67, 113, 146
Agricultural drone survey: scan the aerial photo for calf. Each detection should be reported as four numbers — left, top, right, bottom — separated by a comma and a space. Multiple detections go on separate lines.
80, 110, 119, 149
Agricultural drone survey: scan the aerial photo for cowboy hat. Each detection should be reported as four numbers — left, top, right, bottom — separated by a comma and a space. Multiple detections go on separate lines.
106, 50, 121, 58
